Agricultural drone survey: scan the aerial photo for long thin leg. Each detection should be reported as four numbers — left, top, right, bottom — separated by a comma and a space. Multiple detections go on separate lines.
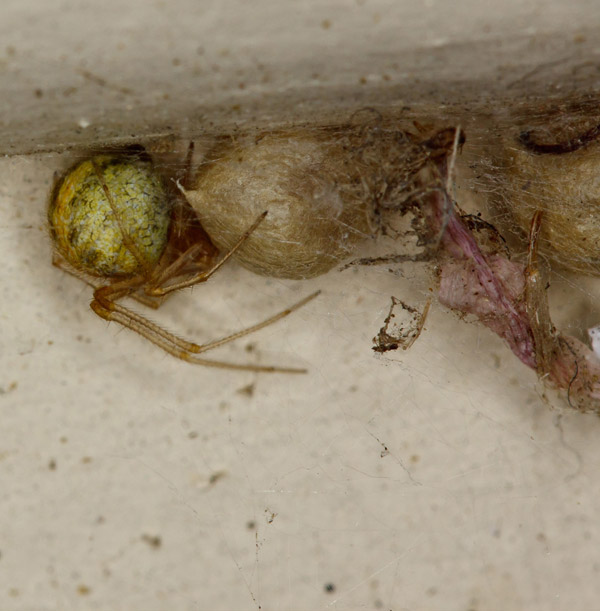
147, 242, 212, 291
183, 290, 321, 354
146, 211, 268, 297
52, 254, 164, 309
91, 287, 320, 372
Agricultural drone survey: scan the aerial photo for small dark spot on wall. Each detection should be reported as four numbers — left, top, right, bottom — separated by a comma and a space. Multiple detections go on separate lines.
141, 534, 162, 549
209, 471, 226, 485
237, 383, 255, 398
0, 381, 17, 395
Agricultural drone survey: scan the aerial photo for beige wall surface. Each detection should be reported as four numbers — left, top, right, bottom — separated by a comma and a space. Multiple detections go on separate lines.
2, 1, 600, 610
2, 0, 600, 152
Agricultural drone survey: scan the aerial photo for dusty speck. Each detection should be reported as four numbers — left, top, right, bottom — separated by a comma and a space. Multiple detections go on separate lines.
237, 383, 255, 398
209, 471, 227, 485
0, 381, 18, 394
141, 534, 162, 549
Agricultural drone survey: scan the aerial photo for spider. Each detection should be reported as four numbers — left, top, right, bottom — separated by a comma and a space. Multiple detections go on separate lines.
48, 147, 319, 372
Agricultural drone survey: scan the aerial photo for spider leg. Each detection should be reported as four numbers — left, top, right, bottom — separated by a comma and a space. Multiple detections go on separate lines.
182, 290, 321, 354
146, 211, 268, 297
52, 253, 164, 309
90, 285, 320, 372
148, 241, 211, 290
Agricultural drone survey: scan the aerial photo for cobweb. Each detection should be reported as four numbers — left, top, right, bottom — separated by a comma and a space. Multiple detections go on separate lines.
3, 100, 600, 611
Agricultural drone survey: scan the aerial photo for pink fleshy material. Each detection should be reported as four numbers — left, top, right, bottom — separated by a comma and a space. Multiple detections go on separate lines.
430, 188, 600, 411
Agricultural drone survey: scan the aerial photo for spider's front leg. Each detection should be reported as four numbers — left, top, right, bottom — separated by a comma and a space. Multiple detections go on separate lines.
89, 269, 320, 373
144, 211, 268, 298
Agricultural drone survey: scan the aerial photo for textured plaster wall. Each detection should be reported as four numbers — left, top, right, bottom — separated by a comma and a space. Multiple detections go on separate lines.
2, 1, 600, 610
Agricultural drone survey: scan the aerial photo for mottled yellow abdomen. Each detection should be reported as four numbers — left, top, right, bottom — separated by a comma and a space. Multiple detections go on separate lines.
49, 155, 171, 277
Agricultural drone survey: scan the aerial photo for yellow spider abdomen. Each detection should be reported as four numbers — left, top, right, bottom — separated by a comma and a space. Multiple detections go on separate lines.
49, 155, 171, 276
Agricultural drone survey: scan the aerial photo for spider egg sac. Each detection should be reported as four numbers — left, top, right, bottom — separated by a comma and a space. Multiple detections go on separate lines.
493, 139, 600, 275
49, 155, 171, 277
181, 131, 373, 279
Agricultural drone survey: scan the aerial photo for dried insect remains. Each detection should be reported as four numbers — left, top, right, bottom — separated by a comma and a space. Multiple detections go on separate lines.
393, 115, 600, 414
182, 115, 464, 280
46, 102, 600, 411
206, 109, 600, 415
48, 148, 318, 372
